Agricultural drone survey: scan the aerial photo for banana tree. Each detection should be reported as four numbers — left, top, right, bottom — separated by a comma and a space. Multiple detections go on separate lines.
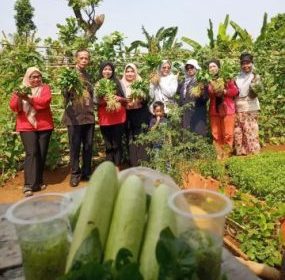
128, 26, 181, 54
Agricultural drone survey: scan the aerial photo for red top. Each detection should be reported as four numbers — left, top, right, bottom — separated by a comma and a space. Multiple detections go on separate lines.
98, 97, 126, 126
207, 80, 238, 116
9, 84, 54, 131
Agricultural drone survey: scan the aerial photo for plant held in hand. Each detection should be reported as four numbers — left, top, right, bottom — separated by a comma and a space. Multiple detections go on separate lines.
58, 68, 84, 96
210, 78, 225, 97
191, 70, 210, 97
249, 74, 263, 98
95, 79, 121, 112
130, 80, 149, 100
14, 84, 31, 97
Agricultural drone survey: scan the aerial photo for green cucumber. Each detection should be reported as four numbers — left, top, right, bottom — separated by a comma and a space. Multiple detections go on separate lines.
104, 175, 146, 262
139, 183, 177, 280
66, 161, 118, 272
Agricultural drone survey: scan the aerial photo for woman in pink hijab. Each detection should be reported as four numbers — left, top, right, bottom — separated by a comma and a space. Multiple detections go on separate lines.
120, 63, 150, 166
9, 66, 54, 197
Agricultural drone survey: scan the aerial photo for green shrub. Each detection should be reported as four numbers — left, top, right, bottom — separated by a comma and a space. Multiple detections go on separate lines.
230, 192, 284, 266
136, 105, 216, 184
225, 152, 285, 204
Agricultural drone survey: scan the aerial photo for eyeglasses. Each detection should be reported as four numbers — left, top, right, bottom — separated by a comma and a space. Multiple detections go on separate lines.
29, 75, 42, 80
161, 66, 171, 70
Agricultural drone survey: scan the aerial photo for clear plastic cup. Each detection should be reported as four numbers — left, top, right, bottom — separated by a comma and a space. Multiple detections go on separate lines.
168, 189, 233, 280
5, 193, 73, 280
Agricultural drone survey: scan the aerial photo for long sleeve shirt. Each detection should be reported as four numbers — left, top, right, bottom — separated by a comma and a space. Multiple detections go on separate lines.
149, 73, 178, 114
235, 72, 261, 112
9, 84, 54, 131
207, 80, 238, 116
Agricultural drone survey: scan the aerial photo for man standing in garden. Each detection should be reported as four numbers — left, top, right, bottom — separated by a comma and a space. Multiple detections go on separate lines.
62, 49, 95, 187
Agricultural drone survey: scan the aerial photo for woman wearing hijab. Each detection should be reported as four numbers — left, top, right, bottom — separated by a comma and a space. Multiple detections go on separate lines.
120, 63, 150, 166
149, 60, 178, 115
207, 59, 238, 159
9, 67, 54, 197
96, 61, 127, 170
177, 59, 208, 136
234, 53, 261, 155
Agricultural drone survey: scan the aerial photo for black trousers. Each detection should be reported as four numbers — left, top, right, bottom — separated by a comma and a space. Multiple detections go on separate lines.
67, 124, 95, 180
126, 107, 150, 166
20, 130, 52, 192
100, 124, 125, 166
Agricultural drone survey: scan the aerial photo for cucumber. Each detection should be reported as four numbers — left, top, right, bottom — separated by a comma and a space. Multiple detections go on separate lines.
139, 183, 177, 280
104, 174, 146, 262
66, 161, 118, 272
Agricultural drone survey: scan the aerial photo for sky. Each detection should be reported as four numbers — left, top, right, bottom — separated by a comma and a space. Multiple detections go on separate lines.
0, 0, 284, 46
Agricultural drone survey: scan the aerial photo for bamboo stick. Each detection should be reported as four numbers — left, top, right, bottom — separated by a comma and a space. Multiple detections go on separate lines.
236, 257, 280, 280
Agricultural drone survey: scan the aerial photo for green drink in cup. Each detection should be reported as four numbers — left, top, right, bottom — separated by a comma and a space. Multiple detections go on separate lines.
168, 189, 233, 280
6, 193, 73, 280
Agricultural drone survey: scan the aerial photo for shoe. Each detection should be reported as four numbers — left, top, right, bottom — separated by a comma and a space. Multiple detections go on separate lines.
70, 178, 80, 187
24, 190, 33, 197
33, 184, 47, 192
38, 184, 47, 191
40, 184, 47, 190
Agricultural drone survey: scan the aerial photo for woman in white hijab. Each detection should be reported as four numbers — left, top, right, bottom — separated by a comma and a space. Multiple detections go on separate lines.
149, 60, 178, 115
9, 66, 54, 197
120, 63, 150, 166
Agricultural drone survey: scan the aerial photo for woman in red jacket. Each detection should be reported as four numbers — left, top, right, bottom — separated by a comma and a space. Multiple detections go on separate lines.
95, 61, 127, 170
207, 59, 238, 159
9, 67, 54, 197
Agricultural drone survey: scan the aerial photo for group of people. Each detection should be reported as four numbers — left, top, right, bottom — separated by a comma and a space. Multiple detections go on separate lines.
9, 49, 261, 197
178, 53, 261, 159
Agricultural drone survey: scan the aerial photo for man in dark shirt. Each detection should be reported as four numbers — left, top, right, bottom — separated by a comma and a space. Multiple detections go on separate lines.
62, 49, 95, 187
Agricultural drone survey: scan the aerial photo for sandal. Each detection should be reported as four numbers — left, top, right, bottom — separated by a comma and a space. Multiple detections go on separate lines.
24, 190, 33, 197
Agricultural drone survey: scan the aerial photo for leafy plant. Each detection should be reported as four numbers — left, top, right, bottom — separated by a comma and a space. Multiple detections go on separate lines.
95, 79, 121, 111
0, 112, 24, 186
0, 34, 43, 97
248, 74, 263, 98
225, 152, 285, 204
136, 105, 216, 184
14, 0, 36, 37
57, 67, 84, 96
190, 70, 210, 97
60, 228, 142, 280
210, 78, 225, 94
130, 80, 149, 100
14, 84, 31, 96
194, 159, 226, 182
220, 59, 238, 81
156, 227, 226, 280
230, 192, 284, 266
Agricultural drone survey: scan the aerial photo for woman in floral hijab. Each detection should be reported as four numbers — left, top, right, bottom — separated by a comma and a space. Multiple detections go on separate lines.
9, 66, 54, 197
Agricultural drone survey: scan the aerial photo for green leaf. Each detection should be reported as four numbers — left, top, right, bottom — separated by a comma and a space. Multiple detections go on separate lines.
71, 228, 103, 270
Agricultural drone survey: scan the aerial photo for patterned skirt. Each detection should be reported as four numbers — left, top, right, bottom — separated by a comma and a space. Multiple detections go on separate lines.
234, 111, 261, 155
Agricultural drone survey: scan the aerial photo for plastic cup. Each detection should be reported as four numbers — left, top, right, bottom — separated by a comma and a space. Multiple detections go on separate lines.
5, 193, 73, 280
168, 189, 233, 280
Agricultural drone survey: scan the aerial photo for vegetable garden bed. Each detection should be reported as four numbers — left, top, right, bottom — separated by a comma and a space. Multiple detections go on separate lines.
188, 151, 285, 275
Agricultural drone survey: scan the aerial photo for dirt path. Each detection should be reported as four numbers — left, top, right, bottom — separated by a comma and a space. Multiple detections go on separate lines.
0, 166, 86, 204
1, 144, 284, 204
0, 166, 235, 204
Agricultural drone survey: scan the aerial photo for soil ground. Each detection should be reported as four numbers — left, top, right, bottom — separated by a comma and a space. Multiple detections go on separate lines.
1, 144, 284, 204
